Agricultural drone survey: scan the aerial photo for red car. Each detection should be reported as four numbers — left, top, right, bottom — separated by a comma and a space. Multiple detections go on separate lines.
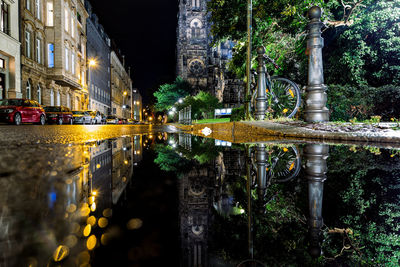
44, 106, 73, 125
0, 99, 46, 125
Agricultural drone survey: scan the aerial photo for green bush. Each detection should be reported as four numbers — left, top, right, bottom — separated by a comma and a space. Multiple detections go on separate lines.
326, 84, 400, 122
230, 106, 245, 122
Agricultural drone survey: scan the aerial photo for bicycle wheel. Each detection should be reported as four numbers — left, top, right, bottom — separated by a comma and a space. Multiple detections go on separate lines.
266, 145, 301, 183
266, 77, 301, 118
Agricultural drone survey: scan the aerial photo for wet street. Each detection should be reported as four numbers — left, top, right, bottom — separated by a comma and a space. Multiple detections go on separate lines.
0, 126, 399, 266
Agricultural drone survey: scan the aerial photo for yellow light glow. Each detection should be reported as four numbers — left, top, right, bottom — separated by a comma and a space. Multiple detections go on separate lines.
98, 217, 108, 228
123, 91, 128, 96
124, 160, 129, 165
88, 59, 97, 67
87, 216, 97, 226
91, 202, 96, 212
53, 245, 70, 262
103, 208, 112, 218
91, 191, 97, 196
83, 224, 91, 237
86, 235, 97, 250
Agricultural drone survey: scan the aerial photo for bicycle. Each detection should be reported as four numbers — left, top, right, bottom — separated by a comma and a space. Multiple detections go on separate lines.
251, 53, 301, 119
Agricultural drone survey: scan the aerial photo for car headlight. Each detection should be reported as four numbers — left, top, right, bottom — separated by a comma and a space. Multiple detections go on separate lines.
4, 109, 14, 113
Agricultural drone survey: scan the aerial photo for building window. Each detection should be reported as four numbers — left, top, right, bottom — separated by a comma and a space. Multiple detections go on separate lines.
26, 0, 31, 11
56, 91, 60, 106
64, 8, 69, 32
192, 0, 200, 8
81, 70, 85, 85
48, 43, 54, 68
71, 13, 74, 38
46, 1, 53, 26
37, 85, 41, 104
25, 31, 31, 58
67, 93, 71, 109
65, 48, 69, 70
35, 0, 41, 20
0, 58, 4, 69
1, 1, 9, 35
71, 53, 75, 74
36, 38, 41, 64
26, 80, 31, 99
50, 89, 54, 106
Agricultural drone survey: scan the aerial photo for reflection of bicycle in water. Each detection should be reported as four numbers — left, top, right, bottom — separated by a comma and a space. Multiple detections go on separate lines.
251, 145, 301, 187
250, 52, 301, 119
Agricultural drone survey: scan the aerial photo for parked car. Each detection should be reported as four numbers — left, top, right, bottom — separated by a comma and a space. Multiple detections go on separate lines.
72, 111, 92, 124
0, 99, 46, 125
100, 113, 107, 124
44, 106, 73, 125
89, 110, 102, 124
106, 115, 118, 124
118, 118, 127, 124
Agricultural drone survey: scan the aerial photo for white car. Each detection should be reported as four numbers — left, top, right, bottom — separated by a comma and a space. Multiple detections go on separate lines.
89, 111, 102, 124
72, 111, 92, 124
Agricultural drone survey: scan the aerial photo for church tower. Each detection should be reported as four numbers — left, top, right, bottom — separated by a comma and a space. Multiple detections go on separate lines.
176, 0, 211, 91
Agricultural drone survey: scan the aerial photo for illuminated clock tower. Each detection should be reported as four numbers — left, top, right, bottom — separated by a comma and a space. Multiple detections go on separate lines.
176, 0, 211, 91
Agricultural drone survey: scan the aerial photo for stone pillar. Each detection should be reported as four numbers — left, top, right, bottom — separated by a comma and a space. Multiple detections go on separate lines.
255, 46, 267, 120
304, 6, 329, 122
303, 144, 329, 258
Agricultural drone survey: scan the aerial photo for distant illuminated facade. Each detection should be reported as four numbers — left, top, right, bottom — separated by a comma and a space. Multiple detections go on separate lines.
85, 0, 111, 115
132, 88, 142, 121
176, 0, 245, 108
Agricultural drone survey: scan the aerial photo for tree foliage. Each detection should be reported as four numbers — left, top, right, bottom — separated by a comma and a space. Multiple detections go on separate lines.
153, 77, 193, 111
177, 91, 222, 120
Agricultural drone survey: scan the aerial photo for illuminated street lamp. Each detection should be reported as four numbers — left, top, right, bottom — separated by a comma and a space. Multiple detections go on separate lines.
88, 58, 97, 111
178, 98, 183, 104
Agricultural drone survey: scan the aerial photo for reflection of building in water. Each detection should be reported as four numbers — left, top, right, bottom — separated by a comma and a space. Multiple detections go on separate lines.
179, 165, 215, 267
133, 135, 143, 163
89, 140, 113, 213
111, 137, 134, 204
179, 133, 192, 151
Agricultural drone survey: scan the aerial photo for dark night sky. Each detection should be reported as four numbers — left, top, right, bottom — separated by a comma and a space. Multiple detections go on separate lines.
89, 0, 179, 104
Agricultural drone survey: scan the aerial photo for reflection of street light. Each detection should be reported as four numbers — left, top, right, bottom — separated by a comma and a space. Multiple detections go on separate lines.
178, 98, 183, 103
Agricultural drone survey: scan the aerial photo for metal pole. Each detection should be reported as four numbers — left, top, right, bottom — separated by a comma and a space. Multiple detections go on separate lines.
245, 0, 252, 120
255, 47, 267, 120
304, 144, 329, 258
304, 6, 329, 122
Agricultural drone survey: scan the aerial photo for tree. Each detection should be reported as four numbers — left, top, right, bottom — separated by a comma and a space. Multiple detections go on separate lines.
153, 77, 193, 111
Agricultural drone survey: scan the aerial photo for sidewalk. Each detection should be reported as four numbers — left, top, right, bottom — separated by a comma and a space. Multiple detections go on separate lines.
172, 120, 400, 148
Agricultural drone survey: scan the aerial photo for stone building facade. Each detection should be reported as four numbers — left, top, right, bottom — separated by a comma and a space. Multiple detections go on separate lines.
132, 88, 142, 122
85, 0, 111, 115
110, 50, 132, 120
21, 0, 89, 110
176, 0, 245, 108
0, 0, 21, 99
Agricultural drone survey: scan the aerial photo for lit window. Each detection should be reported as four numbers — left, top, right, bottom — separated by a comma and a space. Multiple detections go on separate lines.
0, 58, 4, 69
48, 43, 54, 68
57, 91, 60, 106
26, 0, 31, 10
46, 1, 53, 26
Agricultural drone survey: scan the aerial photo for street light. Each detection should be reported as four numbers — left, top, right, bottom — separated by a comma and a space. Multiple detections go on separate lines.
88, 58, 97, 111
178, 98, 183, 104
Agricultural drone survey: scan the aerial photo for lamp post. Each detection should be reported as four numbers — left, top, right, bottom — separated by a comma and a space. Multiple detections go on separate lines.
304, 6, 329, 122
88, 59, 97, 111
245, 0, 253, 120
123, 91, 128, 119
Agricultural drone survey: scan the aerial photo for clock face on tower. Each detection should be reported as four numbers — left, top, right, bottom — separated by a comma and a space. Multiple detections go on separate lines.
189, 59, 205, 76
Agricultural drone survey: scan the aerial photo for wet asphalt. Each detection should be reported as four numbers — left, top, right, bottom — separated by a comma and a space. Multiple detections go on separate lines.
0, 124, 178, 146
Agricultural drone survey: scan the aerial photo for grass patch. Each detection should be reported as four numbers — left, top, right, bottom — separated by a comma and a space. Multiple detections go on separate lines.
193, 118, 231, 124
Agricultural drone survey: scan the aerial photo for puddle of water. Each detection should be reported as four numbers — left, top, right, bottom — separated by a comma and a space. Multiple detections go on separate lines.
0, 133, 399, 266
